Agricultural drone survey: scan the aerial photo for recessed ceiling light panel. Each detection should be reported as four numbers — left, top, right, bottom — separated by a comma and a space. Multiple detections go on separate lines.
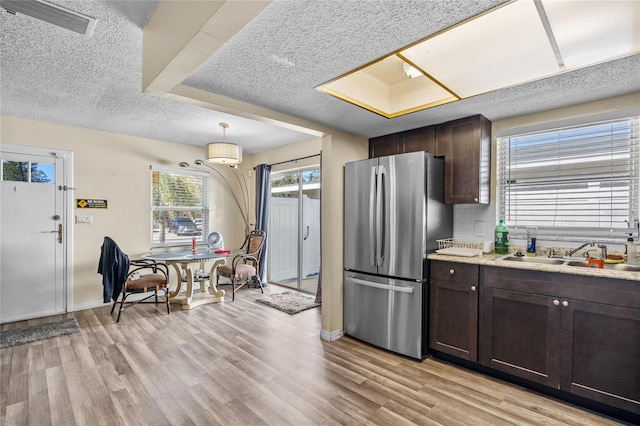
543, 0, 640, 69
402, 0, 559, 98
317, 0, 640, 118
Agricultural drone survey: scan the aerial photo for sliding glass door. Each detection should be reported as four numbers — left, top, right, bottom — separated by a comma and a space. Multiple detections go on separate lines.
268, 168, 320, 294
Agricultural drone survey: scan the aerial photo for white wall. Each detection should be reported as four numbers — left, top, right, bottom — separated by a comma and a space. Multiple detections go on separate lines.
1, 116, 248, 308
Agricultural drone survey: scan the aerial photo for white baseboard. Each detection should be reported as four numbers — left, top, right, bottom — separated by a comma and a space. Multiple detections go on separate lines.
320, 328, 343, 342
73, 299, 111, 312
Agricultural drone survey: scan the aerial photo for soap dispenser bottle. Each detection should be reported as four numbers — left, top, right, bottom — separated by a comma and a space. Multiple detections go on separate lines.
626, 234, 637, 264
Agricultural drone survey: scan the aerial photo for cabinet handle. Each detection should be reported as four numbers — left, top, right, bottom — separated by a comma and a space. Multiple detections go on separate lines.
562, 300, 569, 307
553, 299, 560, 306
449, 269, 455, 275
470, 285, 476, 291
474, 197, 479, 203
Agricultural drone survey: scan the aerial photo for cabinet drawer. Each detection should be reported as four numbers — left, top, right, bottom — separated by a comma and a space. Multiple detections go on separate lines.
430, 261, 478, 284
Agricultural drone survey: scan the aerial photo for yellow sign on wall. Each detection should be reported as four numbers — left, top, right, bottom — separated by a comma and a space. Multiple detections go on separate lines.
76, 199, 108, 209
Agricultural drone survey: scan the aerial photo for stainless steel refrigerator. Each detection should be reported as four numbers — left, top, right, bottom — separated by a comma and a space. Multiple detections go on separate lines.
343, 151, 452, 359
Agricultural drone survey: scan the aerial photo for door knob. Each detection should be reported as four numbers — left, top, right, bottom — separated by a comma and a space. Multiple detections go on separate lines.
553, 299, 560, 305
562, 300, 569, 307
470, 285, 476, 291
449, 269, 455, 275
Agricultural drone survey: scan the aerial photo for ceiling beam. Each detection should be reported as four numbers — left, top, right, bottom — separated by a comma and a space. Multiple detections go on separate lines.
142, 0, 270, 94
142, 0, 324, 138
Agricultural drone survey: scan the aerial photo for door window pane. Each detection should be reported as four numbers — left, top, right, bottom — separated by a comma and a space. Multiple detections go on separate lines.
2, 160, 29, 182
32, 162, 55, 183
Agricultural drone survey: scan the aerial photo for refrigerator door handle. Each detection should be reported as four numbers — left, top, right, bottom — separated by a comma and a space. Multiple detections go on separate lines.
345, 276, 415, 294
369, 166, 377, 266
376, 165, 386, 266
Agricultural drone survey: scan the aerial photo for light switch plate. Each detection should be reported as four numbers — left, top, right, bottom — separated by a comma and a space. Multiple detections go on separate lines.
76, 215, 92, 224
475, 221, 484, 237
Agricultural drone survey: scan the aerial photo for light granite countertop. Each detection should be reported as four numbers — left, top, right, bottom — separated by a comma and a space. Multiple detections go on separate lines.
427, 252, 640, 282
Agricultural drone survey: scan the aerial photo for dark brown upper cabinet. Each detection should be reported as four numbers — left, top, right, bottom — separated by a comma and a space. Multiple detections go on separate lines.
436, 115, 491, 204
369, 126, 435, 158
368, 115, 490, 204
368, 133, 402, 158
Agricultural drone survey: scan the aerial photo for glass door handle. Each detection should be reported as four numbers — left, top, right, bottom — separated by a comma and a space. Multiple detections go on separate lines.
303, 225, 309, 240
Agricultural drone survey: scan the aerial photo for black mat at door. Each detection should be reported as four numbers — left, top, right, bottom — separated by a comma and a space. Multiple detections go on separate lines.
1, 317, 80, 349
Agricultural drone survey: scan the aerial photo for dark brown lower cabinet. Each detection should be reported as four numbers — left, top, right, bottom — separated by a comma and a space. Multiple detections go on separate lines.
481, 266, 640, 416
560, 299, 640, 414
481, 287, 560, 388
429, 261, 478, 361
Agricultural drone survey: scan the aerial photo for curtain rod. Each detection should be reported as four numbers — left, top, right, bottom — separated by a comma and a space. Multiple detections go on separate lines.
269, 153, 320, 167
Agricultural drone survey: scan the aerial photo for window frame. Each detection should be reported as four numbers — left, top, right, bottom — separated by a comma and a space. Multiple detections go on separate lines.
150, 166, 210, 248
497, 115, 640, 242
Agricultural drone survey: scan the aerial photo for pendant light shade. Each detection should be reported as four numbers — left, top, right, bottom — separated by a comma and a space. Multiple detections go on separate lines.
206, 123, 242, 165
207, 142, 242, 164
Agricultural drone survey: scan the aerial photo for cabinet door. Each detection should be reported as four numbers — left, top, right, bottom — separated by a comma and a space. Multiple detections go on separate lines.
430, 261, 478, 361
481, 287, 560, 388
430, 278, 478, 361
560, 300, 640, 415
369, 134, 401, 158
403, 126, 436, 155
436, 115, 490, 204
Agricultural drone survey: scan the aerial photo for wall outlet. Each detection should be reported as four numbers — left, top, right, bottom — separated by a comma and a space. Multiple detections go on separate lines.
76, 215, 92, 224
475, 221, 484, 237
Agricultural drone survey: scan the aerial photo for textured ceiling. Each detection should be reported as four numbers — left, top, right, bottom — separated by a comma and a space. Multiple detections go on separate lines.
1, 0, 639, 155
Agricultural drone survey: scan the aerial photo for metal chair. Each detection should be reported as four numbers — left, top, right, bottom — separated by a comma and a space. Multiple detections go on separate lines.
216, 230, 266, 301
98, 237, 170, 322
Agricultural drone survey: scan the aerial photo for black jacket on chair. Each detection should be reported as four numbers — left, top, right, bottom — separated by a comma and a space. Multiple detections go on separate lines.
98, 236, 130, 303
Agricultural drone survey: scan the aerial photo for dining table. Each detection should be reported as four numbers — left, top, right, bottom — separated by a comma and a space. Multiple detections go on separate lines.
142, 250, 232, 309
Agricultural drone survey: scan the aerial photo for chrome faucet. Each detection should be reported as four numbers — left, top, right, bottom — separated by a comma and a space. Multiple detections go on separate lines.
598, 244, 608, 259
567, 242, 607, 259
567, 242, 595, 257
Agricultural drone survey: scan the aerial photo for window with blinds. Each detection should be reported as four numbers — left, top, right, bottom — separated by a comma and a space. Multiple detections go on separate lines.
151, 168, 209, 246
497, 116, 640, 240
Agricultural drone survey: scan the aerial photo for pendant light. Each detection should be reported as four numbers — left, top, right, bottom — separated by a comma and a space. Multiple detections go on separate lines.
206, 123, 242, 165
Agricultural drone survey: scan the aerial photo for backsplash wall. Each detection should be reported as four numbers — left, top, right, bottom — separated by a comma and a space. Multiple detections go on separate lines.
453, 203, 496, 244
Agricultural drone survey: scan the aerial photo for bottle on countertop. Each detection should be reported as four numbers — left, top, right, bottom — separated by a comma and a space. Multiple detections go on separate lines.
494, 219, 509, 255
526, 226, 537, 256
626, 234, 637, 264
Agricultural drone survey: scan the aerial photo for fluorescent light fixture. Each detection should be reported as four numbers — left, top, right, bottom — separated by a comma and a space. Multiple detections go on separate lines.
316, 0, 640, 118
0, 0, 97, 37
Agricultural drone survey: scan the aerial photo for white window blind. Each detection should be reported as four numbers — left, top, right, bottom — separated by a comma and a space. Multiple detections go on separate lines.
497, 116, 640, 240
151, 168, 209, 246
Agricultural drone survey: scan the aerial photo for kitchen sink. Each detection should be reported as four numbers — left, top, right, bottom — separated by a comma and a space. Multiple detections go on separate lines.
498, 255, 566, 265
565, 261, 640, 272
498, 255, 640, 272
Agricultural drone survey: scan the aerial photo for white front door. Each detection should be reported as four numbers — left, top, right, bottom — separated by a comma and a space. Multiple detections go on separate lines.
1, 146, 69, 323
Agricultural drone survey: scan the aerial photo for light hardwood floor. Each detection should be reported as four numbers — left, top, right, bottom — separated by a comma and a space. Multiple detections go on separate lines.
0, 285, 628, 426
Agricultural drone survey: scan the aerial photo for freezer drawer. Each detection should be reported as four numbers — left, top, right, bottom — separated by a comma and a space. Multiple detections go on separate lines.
344, 272, 427, 359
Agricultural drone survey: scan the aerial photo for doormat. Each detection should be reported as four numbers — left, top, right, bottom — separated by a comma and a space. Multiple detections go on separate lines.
0, 317, 80, 349
256, 291, 320, 315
